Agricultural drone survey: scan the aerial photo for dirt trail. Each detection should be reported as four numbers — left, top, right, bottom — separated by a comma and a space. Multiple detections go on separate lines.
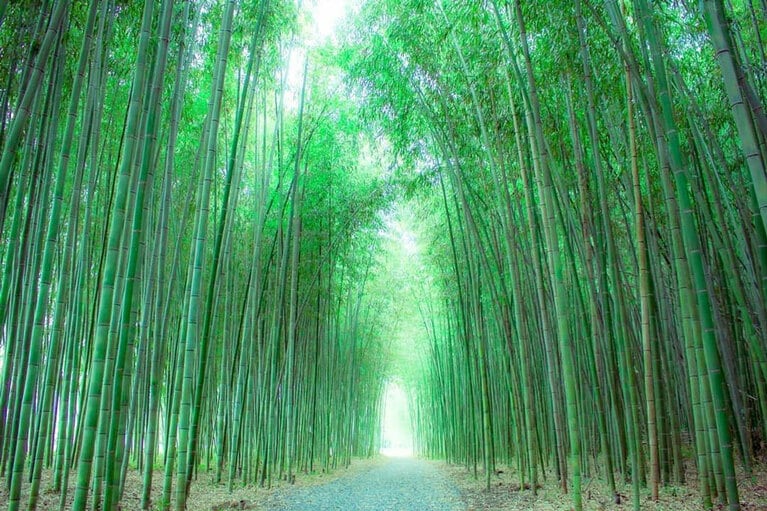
264, 456, 464, 511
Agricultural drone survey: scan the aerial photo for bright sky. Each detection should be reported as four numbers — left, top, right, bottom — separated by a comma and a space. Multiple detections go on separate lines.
380, 380, 414, 457
284, 0, 354, 108
305, 0, 354, 45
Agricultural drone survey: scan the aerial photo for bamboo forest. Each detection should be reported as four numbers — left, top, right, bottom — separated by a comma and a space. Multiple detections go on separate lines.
1, 0, 767, 510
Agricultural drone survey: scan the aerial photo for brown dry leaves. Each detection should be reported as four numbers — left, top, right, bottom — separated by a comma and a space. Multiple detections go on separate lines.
432, 460, 767, 511
0, 457, 385, 511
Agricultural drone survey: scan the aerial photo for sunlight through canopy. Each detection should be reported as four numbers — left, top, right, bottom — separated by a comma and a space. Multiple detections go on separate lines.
380, 380, 413, 457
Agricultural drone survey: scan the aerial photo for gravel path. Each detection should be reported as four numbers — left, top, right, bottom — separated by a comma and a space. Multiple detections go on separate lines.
265, 457, 464, 510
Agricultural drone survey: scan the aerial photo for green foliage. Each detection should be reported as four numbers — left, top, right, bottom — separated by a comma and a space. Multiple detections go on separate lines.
1, 1, 766, 510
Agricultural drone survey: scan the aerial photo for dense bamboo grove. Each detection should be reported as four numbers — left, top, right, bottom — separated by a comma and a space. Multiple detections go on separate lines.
0, 2, 392, 510
1, 1, 767, 511
343, 1, 767, 511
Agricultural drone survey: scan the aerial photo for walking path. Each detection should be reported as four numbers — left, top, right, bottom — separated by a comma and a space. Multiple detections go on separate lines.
264, 457, 464, 510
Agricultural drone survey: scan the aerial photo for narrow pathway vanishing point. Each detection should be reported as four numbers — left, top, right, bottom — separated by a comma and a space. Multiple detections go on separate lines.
265, 458, 464, 511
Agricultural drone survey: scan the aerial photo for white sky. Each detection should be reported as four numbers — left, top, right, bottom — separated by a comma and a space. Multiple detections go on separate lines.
283, 0, 354, 108
305, 0, 354, 45
381, 380, 414, 457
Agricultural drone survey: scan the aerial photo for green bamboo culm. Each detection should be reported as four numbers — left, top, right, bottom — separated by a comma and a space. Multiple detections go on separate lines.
70, 1, 156, 510
176, 1, 237, 509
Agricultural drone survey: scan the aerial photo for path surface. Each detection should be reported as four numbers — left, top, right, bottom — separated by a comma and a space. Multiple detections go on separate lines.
265, 457, 464, 511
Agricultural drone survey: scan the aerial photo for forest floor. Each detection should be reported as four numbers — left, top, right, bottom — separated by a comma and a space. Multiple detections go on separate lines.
438, 459, 767, 511
0, 457, 382, 510
2, 457, 767, 510
0, 457, 408, 510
